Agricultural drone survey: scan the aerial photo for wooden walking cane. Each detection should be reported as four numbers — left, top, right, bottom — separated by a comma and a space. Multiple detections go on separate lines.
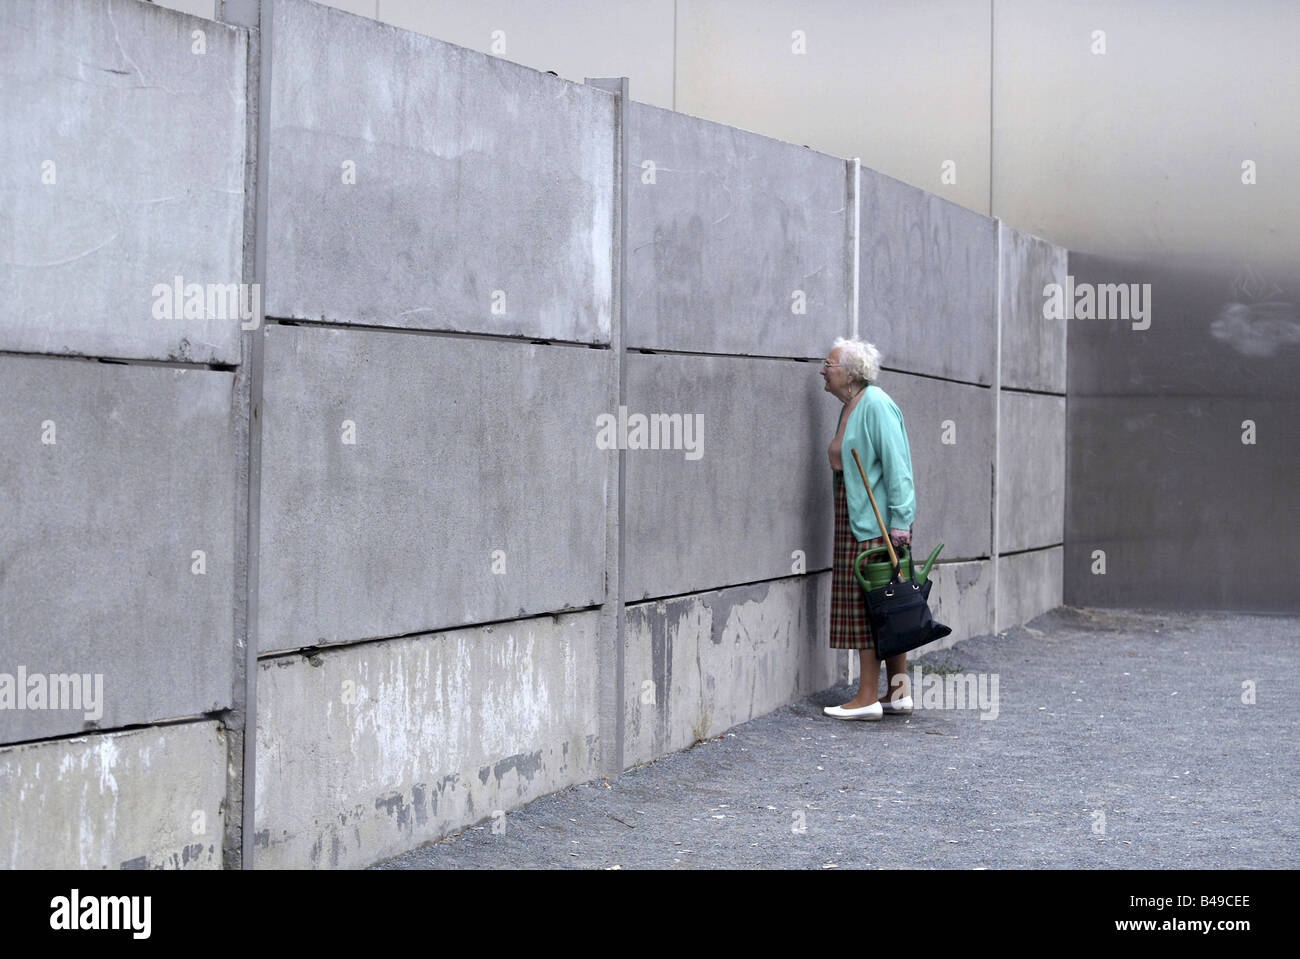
850, 447, 901, 576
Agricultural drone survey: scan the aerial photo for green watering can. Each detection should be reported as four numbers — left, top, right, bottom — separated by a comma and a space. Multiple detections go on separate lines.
854, 541, 945, 593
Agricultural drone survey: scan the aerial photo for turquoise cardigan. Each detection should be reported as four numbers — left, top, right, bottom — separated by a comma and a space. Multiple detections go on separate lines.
835, 384, 916, 542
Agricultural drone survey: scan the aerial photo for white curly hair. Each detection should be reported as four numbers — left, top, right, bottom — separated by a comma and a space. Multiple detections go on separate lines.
831, 336, 882, 385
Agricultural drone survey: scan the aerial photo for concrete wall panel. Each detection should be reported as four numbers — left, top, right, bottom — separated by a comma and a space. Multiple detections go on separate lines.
257, 325, 607, 653
266, 0, 613, 343
880, 372, 994, 562
859, 168, 997, 384
917, 559, 995, 656
998, 547, 1063, 632
622, 353, 838, 601
0, 0, 247, 364
623, 575, 835, 767
0, 355, 236, 744
0, 722, 226, 869
1000, 222, 1068, 393
999, 391, 1066, 553
626, 101, 852, 355
254, 612, 601, 868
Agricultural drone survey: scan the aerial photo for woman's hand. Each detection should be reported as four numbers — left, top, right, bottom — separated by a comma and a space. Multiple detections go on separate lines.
889, 528, 911, 548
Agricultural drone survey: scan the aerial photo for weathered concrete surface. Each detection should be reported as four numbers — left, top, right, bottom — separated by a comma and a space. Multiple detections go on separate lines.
879, 372, 993, 562
0, 0, 247, 364
257, 324, 608, 653
626, 100, 852, 356
0, 721, 226, 869
624, 574, 835, 767
1000, 223, 1067, 393
622, 353, 837, 601
916, 559, 994, 656
254, 611, 602, 869
859, 168, 997, 384
0, 355, 236, 744
998, 547, 1063, 634
374, 607, 1300, 870
266, 0, 613, 343
999, 390, 1066, 553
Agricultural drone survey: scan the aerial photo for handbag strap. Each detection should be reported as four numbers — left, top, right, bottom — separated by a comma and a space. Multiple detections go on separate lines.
850, 447, 898, 572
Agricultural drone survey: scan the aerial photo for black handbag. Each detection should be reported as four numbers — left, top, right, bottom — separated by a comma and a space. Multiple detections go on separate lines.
849, 448, 952, 659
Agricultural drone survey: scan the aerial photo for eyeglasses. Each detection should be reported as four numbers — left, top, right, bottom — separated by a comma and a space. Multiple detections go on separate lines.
821, 361, 841, 369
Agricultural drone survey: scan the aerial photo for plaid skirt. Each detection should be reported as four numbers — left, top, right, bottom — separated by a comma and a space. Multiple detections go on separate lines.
829, 469, 886, 650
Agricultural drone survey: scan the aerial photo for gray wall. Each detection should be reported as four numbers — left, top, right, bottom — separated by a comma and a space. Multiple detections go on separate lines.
1, 0, 1069, 869
1065, 252, 1300, 612
997, 223, 1067, 629
0, 0, 249, 869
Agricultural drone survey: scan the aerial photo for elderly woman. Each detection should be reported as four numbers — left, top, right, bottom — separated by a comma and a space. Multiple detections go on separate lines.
821, 336, 916, 721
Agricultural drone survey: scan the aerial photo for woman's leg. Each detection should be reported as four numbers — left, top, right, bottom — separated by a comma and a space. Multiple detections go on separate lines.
883, 654, 909, 701
842, 649, 881, 708
843, 652, 908, 708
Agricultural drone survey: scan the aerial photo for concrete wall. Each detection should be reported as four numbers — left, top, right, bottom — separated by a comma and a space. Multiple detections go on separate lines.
624, 577, 835, 767
257, 325, 609, 652
857, 177, 1002, 653
0, 722, 228, 870
625, 101, 852, 357
0, 356, 237, 743
265, 0, 614, 342
1065, 251, 1300, 612
0, 0, 250, 868
2, 0, 1070, 869
255, 612, 601, 869
0, 0, 248, 365
996, 222, 1068, 631
860, 169, 998, 385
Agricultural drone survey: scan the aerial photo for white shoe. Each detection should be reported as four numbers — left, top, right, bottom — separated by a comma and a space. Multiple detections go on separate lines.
823, 701, 883, 721
880, 695, 913, 715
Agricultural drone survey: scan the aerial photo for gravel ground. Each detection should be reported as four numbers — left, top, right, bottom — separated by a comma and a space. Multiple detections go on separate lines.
374, 606, 1300, 870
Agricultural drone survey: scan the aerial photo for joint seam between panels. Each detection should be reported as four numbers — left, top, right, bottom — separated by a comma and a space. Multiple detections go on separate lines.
999, 543, 1064, 558
0, 350, 239, 372
0, 713, 231, 751
267, 316, 612, 349
628, 570, 834, 608
255, 603, 607, 662
625, 350, 996, 391
1000, 384, 1067, 397
622, 561, 995, 610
